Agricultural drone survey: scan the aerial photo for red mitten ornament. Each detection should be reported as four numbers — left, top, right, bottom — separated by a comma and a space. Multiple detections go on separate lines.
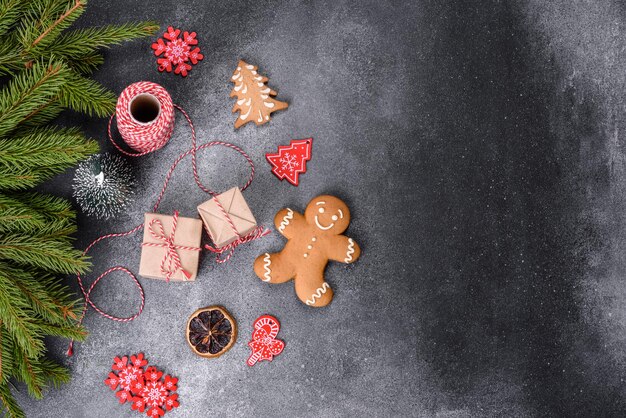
247, 315, 285, 366
266, 138, 312, 186
151, 26, 203, 77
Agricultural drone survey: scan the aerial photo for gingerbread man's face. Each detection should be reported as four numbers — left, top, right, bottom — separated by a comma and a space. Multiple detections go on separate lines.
304, 195, 350, 235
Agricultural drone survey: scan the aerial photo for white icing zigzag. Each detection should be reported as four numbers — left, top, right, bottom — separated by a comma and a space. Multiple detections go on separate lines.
344, 238, 355, 263
278, 208, 293, 233
262, 253, 271, 282
305, 282, 330, 306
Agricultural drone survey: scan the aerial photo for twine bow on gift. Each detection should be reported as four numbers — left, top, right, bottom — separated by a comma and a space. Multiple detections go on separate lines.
204, 195, 270, 263
142, 211, 201, 281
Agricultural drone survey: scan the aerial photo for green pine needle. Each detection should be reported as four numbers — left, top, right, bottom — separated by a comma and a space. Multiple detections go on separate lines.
0, 234, 90, 274
0, 126, 98, 185
50, 21, 159, 58
0, 59, 69, 138
0, 0, 24, 36
58, 71, 115, 117
65, 50, 103, 75
0, 381, 24, 418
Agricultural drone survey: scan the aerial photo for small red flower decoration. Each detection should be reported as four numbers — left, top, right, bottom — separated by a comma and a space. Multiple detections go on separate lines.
104, 353, 180, 416
151, 26, 203, 77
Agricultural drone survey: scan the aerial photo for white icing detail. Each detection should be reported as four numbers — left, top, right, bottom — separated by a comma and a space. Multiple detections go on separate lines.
265, 115, 269, 120
315, 216, 334, 230
251, 70, 256, 75
245, 98, 251, 106
318, 207, 325, 213
261, 94, 269, 99
304, 253, 308, 258
231, 73, 240, 81
338, 209, 344, 219
234, 83, 243, 92
254, 76, 262, 81
278, 209, 293, 232
246, 64, 254, 69
260, 88, 270, 94
316, 201, 326, 205
307, 245, 313, 250
331, 215, 338, 221
312, 237, 317, 242
237, 98, 245, 105
264, 101, 275, 108
240, 105, 252, 120
262, 253, 271, 282
257, 82, 265, 87
242, 84, 247, 94
237, 66, 241, 71
345, 239, 355, 263
257, 110, 263, 122
305, 283, 330, 306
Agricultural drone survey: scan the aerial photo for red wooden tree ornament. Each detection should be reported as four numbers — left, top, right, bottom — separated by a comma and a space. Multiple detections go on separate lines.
247, 315, 285, 366
266, 138, 313, 186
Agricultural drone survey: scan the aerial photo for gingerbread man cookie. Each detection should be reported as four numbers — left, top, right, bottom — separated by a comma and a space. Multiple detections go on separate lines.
253, 195, 360, 307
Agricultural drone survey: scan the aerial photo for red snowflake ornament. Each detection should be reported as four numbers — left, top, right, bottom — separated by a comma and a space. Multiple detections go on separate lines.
105, 353, 180, 417
266, 138, 313, 186
151, 26, 203, 77
247, 315, 285, 366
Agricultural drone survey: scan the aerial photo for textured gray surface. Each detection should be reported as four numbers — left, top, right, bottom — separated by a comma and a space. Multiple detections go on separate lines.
17, 0, 626, 416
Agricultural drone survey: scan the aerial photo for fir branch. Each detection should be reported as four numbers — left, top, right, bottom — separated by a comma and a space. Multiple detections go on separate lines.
34, 323, 85, 341
0, 324, 14, 384
0, 270, 43, 357
0, 126, 98, 177
65, 50, 103, 75
0, 0, 24, 34
0, 234, 90, 274
11, 192, 75, 221
0, 381, 24, 418
15, 99, 63, 130
37, 357, 71, 389
58, 70, 115, 116
48, 21, 159, 58
20, 0, 86, 56
12, 344, 44, 399
0, 59, 69, 138
0, 262, 82, 326
0, 165, 72, 191
0, 193, 75, 235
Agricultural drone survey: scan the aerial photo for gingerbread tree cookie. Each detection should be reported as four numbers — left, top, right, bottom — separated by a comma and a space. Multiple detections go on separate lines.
230, 60, 289, 129
253, 195, 360, 307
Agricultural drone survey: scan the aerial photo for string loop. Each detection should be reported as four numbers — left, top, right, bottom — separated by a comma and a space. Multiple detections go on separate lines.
70, 82, 262, 355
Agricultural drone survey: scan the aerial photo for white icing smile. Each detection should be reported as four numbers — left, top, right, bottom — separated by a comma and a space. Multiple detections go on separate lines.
314, 202, 344, 231
314, 216, 334, 230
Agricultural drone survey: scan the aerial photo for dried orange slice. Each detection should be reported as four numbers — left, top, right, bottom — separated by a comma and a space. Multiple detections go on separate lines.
186, 306, 237, 358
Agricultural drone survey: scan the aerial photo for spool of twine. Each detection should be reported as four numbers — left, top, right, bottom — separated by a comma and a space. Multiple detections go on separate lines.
111, 81, 175, 155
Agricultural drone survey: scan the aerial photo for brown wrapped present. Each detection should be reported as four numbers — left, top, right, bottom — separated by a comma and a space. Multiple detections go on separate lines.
139, 212, 202, 281
197, 187, 257, 249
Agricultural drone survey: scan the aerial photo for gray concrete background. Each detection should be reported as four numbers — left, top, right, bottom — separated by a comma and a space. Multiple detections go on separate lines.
16, 0, 626, 416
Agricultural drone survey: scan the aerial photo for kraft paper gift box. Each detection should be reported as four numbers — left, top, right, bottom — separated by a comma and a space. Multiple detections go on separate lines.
139, 213, 202, 281
197, 187, 257, 249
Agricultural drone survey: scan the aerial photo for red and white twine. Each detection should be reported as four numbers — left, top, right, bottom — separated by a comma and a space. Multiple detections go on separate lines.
69, 81, 265, 356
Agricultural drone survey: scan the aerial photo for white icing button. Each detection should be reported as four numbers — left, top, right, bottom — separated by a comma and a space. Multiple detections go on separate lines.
318, 207, 325, 213
307, 245, 313, 250
331, 215, 338, 221
304, 253, 308, 258
312, 237, 317, 242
